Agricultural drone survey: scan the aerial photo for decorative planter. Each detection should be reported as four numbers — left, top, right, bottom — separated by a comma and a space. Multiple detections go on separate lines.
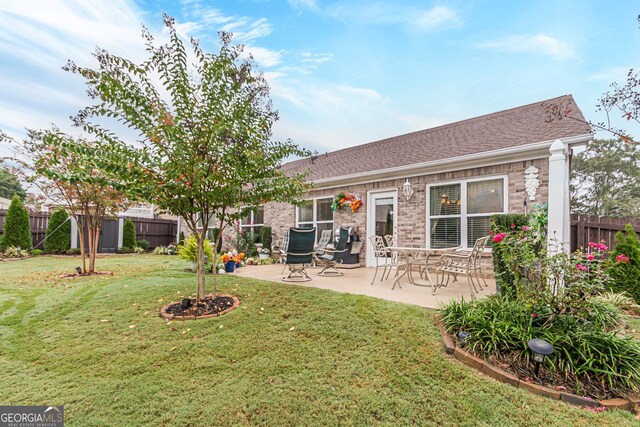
224, 262, 235, 273
235, 262, 241, 268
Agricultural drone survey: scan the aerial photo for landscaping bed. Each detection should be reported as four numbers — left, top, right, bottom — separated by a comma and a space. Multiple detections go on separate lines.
160, 295, 239, 320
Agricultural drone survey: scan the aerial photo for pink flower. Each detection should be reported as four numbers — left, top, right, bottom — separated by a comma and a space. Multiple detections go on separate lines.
616, 254, 630, 264
576, 264, 588, 272
587, 253, 595, 261
588, 241, 609, 252
531, 313, 537, 318
493, 233, 507, 243
522, 226, 531, 231
510, 223, 516, 228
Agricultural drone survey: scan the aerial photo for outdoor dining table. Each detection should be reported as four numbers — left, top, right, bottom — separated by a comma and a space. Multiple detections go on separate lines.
386, 246, 459, 290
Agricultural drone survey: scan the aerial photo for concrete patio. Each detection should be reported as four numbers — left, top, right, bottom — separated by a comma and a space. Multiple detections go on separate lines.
234, 264, 496, 309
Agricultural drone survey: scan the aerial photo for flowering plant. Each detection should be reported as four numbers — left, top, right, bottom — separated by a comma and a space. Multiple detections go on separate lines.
331, 192, 364, 213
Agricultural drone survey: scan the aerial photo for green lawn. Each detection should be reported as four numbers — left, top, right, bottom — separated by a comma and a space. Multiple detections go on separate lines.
0, 255, 637, 426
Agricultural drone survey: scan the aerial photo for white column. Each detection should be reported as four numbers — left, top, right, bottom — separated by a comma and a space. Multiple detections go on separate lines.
547, 139, 569, 254
117, 218, 124, 249
70, 216, 78, 249
176, 216, 181, 244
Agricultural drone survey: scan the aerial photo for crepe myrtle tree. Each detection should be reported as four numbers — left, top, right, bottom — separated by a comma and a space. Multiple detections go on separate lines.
64, 15, 310, 301
1, 129, 128, 273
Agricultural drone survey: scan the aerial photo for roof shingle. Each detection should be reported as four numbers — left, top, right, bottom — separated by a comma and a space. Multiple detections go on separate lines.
283, 94, 591, 181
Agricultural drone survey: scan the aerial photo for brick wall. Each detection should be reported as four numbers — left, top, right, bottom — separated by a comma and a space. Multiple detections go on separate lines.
262, 157, 549, 269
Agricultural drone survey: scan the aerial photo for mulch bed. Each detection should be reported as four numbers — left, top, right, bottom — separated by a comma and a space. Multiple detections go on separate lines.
160, 295, 239, 320
58, 271, 114, 278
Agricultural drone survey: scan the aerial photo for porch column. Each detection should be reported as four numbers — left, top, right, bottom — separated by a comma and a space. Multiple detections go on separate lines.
117, 218, 124, 249
547, 139, 569, 254
70, 216, 78, 249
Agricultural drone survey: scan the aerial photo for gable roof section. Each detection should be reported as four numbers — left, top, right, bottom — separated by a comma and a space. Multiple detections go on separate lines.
282, 94, 591, 182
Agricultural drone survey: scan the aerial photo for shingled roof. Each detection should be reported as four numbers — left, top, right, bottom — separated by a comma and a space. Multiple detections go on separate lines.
283, 94, 591, 181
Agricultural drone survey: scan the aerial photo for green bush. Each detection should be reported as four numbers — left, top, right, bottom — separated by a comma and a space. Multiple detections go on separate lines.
118, 246, 134, 254
260, 226, 272, 252
1, 195, 32, 251
31, 249, 43, 256
178, 231, 185, 246
177, 235, 214, 263
44, 209, 71, 254
65, 248, 81, 255
136, 239, 150, 251
2, 246, 25, 258
441, 294, 639, 395
607, 224, 640, 304
489, 213, 529, 296
122, 219, 136, 249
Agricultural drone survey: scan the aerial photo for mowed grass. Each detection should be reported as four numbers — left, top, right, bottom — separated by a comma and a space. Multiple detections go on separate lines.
0, 255, 637, 427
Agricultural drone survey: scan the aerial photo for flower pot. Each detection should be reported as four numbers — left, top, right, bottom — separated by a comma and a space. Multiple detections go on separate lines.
224, 261, 235, 273
236, 262, 241, 268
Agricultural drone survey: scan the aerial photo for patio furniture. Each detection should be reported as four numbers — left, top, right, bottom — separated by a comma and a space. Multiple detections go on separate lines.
369, 235, 392, 284
315, 227, 349, 276
434, 235, 490, 297
313, 229, 333, 265
386, 246, 461, 290
282, 227, 316, 282
272, 229, 290, 273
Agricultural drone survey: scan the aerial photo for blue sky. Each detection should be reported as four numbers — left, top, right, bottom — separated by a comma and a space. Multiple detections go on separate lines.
0, 0, 638, 159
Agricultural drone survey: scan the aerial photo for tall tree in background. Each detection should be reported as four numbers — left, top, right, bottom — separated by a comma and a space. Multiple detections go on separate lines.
1, 195, 31, 251
0, 165, 26, 201
64, 15, 310, 300
571, 138, 640, 217
2, 130, 128, 273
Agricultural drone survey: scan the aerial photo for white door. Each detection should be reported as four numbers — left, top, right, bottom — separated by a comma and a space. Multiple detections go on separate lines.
366, 190, 397, 267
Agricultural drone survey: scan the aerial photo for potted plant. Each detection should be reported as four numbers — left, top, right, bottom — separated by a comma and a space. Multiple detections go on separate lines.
259, 247, 270, 260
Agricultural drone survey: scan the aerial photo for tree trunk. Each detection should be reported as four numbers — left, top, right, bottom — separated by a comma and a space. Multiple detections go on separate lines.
195, 233, 206, 301
211, 220, 226, 297
89, 224, 101, 273
77, 218, 87, 274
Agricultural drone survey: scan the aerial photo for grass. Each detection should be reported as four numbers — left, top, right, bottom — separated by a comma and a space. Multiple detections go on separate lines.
0, 255, 638, 426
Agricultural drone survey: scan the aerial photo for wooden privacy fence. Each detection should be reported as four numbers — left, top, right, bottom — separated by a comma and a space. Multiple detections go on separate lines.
0, 209, 51, 248
0, 209, 178, 250
570, 214, 640, 252
131, 217, 178, 248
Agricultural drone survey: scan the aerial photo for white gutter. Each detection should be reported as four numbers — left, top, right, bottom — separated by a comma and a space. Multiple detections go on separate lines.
310, 133, 593, 190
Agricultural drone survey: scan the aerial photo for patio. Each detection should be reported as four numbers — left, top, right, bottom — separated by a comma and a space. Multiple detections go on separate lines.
234, 264, 496, 308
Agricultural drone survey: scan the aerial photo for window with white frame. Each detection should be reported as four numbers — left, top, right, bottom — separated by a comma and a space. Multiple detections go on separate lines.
428, 177, 506, 249
240, 205, 264, 242
297, 197, 333, 243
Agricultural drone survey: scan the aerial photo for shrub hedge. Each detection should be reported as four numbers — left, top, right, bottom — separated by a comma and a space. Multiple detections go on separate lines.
607, 224, 640, 304
489, 213, 528, 296
44, 209, 71, 254
122, 219, 136, 249
1, 195, 32, 251
260, 226, 272, 252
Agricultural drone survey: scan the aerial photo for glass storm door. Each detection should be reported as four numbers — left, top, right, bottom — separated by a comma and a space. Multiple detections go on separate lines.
367, 191, 397, 266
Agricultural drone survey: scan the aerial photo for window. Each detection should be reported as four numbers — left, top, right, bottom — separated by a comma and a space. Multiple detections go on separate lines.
240, 205, 264, 242
428, 177, 506, 249
297, 197, 334, 243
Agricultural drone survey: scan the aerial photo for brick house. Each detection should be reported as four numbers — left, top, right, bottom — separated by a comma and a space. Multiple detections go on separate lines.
220, 94, 592, 267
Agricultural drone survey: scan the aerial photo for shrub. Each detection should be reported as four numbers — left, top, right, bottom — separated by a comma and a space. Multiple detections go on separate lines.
136, 239, 150, 251
178, 231, 185, 246
44, 209, 71, 254
65, 248, 81, 255
31, 249, 43, 256
489, 213, 531, 296
260, 226, 272, 252
177, 235, 214, 263
153, 245, 177, 255
441, 295, 639, 396
122, 219, 136, 249
607, 224, 640, 304
1, 195, 32, 251
132, 246, 145, 254
2, 245, 25, 258
118, 247, 133, 254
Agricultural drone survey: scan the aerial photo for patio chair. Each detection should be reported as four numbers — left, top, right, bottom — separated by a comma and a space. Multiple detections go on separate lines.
282, 227, 316, 282
369, 235, 392, 285
272, 229, 290, 273
315, 227, 349, 276
313, 229, 333, 264
434, 235, 490, 297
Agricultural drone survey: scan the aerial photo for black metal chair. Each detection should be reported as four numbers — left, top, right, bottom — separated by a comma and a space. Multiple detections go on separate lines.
282, 227, 316, 282
315, 227, 349, 276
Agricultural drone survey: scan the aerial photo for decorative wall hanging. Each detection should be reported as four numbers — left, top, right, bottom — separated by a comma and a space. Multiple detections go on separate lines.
524, 165, 539, 201
331, 193, 364, 213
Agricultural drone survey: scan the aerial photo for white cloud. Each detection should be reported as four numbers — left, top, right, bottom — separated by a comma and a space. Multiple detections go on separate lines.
287, 0, 319, 12
301, 52, 334, 64
475, 34, 577, 60
244, 46, 285, 68
586, 66, 635, 82
326, 3, 460, 31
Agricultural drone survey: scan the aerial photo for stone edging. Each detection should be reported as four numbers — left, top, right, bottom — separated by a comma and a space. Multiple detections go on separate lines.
437, 322, 638, 412
159, 295, 240, 321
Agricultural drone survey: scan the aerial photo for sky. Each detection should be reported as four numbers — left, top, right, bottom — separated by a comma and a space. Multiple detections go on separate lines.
0, 0, 639, 160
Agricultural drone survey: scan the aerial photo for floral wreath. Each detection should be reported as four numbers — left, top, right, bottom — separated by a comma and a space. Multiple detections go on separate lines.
331, 192, 364, 213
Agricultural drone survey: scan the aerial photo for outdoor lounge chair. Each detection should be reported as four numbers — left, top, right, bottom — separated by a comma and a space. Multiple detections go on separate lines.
315, 227, 349, 276
272, 229, 290, 273
370, 235, 392, 284
315, 229, 333, 257
282, 227, 316, 282
434, 235, 490, 297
